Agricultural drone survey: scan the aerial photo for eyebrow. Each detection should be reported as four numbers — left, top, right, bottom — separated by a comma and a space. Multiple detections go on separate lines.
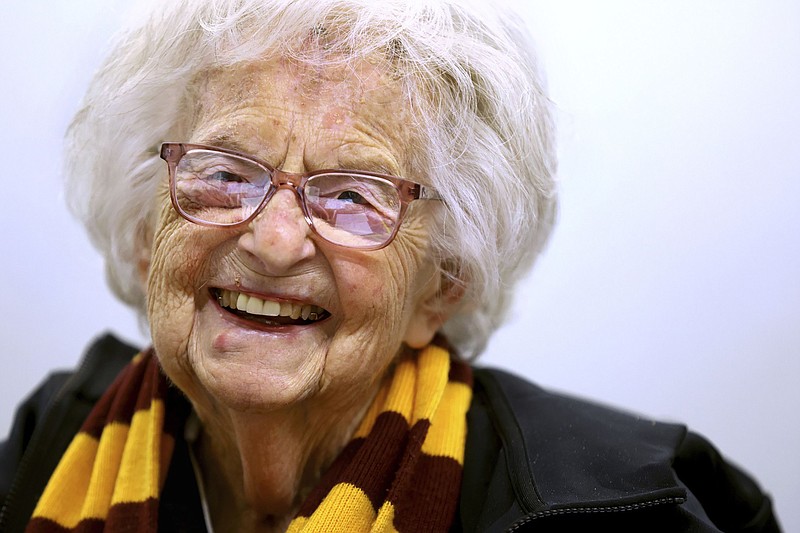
191, 135, 283, 169
192, 134, 252, 154
190, 135, 403, 177
336, 153, 402, 177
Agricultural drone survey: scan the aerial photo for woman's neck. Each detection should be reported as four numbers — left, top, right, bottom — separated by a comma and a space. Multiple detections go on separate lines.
192, 391, 375, 532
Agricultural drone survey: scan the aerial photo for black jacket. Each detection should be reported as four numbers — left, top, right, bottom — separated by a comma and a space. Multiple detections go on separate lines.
0, 334, 781, 532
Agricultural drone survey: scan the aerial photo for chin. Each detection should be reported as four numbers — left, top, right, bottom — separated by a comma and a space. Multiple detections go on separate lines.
189, 352, 326, 414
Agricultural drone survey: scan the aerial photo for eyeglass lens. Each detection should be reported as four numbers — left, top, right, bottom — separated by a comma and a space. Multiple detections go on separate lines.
173, 149, 402, 248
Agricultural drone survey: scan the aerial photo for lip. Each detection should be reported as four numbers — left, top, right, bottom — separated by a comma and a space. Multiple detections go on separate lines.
208, 287, 331, 331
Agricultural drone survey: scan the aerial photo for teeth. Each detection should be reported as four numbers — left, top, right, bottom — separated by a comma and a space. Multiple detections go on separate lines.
246, 297, 263, 315
236, 293, 249, 311
262, 300, 280, 316
221, 290, 232, 308
217, 289, 324, 320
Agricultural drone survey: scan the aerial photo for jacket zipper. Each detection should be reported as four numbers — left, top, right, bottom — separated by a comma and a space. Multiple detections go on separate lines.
0, 352, 96, 531
505, 496, 686, 532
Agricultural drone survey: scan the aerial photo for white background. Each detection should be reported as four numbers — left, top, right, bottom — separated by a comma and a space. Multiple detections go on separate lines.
1, 1, 797, 530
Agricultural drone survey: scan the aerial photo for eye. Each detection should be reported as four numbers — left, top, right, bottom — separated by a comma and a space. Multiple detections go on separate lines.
205, 170, 244, 183
336, 190, 368, 204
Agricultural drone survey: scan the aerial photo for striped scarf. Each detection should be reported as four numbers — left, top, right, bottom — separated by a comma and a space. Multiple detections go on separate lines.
26, 342, 473, 532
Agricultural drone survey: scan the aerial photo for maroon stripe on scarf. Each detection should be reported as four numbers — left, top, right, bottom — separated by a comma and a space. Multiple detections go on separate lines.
296, 437, 365, 516
79, 352, 152, 439
105, 498, 159, 531
429, 333, 452, 352
133, 351, 161, 413
296, 410, 412, 516
381, 418, 430, 504
26, 517, 104, 532
79, 351, 171, 440
448, 359, 473, 386
390, 453, 463, 533
25, 502, 160, 533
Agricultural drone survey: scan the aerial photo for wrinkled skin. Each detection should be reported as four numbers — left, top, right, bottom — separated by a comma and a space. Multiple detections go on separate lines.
141, 57, 455, 531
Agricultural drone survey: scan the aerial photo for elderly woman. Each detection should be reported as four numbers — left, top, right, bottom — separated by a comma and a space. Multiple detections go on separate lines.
0, 0, 781, 531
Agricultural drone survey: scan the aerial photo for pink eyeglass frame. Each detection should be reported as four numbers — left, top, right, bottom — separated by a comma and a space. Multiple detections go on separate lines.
159, 142, 442, 251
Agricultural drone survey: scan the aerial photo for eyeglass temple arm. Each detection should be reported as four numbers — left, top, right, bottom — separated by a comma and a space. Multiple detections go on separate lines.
416, 185, 443, 201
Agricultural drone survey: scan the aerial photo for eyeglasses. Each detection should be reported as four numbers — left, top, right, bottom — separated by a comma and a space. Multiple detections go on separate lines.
159, 143, 442, 250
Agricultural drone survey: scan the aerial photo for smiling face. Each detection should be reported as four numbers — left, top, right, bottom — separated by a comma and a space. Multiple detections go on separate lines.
144, 57, 446, 418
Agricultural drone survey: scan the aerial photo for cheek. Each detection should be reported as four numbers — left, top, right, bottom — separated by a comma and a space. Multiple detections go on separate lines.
338, 261, 403, 316
147, 196, 222, 298
145, 211, 219, 371
149, 224, 201, 304
333, 228, 430, 338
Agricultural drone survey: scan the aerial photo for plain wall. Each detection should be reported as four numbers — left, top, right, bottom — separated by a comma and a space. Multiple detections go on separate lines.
1, 1, 797, 529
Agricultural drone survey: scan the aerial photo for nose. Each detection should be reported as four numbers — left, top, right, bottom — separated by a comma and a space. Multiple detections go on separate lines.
237, 188, 316, 274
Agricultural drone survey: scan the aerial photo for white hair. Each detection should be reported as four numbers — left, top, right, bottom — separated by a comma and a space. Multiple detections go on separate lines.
65, 0, 557, 359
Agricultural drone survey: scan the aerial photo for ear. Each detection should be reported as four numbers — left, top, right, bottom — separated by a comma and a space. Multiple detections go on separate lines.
134, 221, 154, 292
403, 266, 466, 349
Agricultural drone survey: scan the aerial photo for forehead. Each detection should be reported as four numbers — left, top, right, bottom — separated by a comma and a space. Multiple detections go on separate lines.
195, 57, 403, 106
186, 57, 418, 173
